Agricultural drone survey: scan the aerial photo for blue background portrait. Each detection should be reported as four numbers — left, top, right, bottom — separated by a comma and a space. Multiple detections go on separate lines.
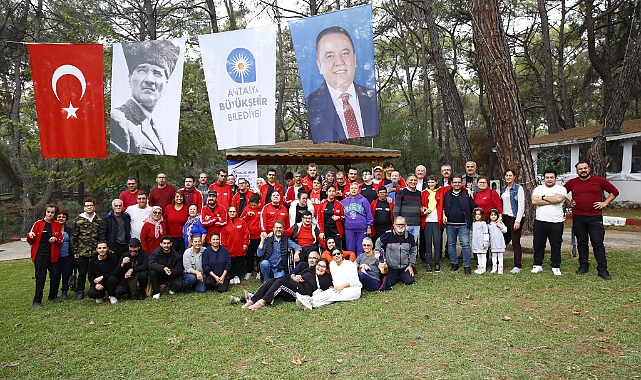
289, 5, 376, 99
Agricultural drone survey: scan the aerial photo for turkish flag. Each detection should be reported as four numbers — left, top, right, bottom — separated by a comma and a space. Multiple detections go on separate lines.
28, 44, 107, 158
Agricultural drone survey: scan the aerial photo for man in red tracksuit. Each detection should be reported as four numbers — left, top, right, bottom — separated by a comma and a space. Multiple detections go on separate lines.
201, 190, 228, 243
260, 192, 290, 234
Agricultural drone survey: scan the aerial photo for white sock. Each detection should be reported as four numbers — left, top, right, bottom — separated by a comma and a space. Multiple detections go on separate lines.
498, 253, 504, 266
478, 253, 486, 268
492, 253, 498, 266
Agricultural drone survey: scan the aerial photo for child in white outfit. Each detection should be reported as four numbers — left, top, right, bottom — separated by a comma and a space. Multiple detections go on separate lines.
471, 208, 489, 274
487, 208, 508, 274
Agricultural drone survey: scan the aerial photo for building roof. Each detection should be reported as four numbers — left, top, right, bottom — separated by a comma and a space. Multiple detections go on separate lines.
225, 140, 401, 168
529, 119, 641, 148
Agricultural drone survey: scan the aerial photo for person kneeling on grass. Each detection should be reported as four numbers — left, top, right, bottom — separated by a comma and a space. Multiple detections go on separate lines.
296, 248, 362, 311
202, 233, 231, 293
115, 238, 149, 300
374, 216, 417, 290
237, 256, 332, 310
182, 235, 207, 294
149, 235, 184, 299
88, 241, 119, 304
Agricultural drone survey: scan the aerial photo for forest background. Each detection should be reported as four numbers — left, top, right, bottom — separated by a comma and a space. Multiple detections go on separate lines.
1, 0, 640, 238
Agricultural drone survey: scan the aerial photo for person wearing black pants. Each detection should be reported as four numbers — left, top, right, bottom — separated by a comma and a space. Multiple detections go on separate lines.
27, 204, 63, 307
70, 197, 102, 301
115, 238, 149, 300
149, 236, 184, 298
87, 242, 120, 303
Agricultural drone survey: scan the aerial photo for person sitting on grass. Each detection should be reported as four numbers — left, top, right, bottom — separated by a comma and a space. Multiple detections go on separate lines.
149, 235, 184, 299
320, 237, 355, 275
202, 233, 231, 293
238, 257, 332, 310
355, 237, 387, 291
182, 235, 207, 294
115, 237, 149, 300
88, 241, 119, 304
296, 248, 362, 311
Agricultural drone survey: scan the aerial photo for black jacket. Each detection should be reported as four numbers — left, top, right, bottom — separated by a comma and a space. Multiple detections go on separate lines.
99, 211, 131, 250
88, 254, 118, 284
116, 250, 149, 278
149, 246, 183, 275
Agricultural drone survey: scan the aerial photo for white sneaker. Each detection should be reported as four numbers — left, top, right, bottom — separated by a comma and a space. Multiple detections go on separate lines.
169, 290, 176, 295
552, 267, 562, 276
95, 298, 104, 304
256, 273, 261, 281
109, 296, 118, 304
510, 267, 521, 274
232, 276, 241, 284
531, 265, 543, 274
244, 273, 253, 281
152, 293, 160, 299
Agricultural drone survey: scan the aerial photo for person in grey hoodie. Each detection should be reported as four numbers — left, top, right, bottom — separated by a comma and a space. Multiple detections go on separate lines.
341, 182, 373, 257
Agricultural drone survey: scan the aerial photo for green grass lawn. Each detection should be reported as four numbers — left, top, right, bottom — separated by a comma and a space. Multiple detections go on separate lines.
1, 250, 640, 379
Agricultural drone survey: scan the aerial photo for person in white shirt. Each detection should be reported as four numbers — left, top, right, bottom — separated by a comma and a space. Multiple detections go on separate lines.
296, 247, 361, 310
531, 168, 568, 276
125, 192, 150, 239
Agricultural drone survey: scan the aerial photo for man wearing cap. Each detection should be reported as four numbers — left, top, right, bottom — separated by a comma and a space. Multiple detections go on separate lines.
201, 190, 228, 243
372, 166, 384, 186
110, 39, 181, 154
115, 238, 149, 300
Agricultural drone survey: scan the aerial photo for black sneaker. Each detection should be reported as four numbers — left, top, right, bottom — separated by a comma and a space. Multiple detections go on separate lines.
598, 270, 612, 280
48, 298, 61, 304
426, 264, 432, 273
576, 266, 589, 275
137, 292, 147, 301
61, 291, 68, 300
450, 264, 459, 271
32, 301, 42, 308
435, 264, 441, 273
464, 267, 472, 275
76, 291, 84, 301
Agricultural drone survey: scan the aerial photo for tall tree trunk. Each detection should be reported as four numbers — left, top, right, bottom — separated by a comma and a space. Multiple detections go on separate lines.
144, 0, 156, 40
206, 0, 219, 33
588, 32, 641, 176
274, 0, 285, 143
422, 0, 473, 162
537, 0, 563, 134
585, 0, 614, 123
399, 28, 419, 124
470, 0, 536, 232
557, 0, 575, 129
224, 0, 237, 30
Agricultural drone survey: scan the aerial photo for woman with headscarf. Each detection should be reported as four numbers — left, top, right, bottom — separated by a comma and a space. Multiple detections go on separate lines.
182, 204, 207, 249
140, 206, 166, 256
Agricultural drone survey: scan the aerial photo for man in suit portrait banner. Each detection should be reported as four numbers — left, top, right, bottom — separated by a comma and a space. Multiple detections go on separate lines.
290, 5, 379, 144
110, 39, 185, 156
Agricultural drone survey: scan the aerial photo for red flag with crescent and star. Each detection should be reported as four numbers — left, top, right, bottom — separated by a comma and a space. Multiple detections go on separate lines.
27, 43, 107, 158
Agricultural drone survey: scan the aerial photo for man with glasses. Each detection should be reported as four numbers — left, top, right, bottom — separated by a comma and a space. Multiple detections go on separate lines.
227, 174, 238, 195
285, 210, 320, 264
208, 169, 233, 209
257, 220, 301, 281
442, 175, 477, 274
99, 199, 132, 260
232, 178, 254, 215
149, 172, 176, 211
119, 176, 141, 210
439, 165, 453, 187
374, 216, 417, 290
71, 197, 102, 300
393, 173, 422, 245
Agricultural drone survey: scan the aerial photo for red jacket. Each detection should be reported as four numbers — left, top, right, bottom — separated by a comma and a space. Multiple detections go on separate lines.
240, 203, 263, 239
260, 182, 284, 206
317, 199, 345, 238
209, 181, 234, 209
421, 186, 448, 227
260, 203, 290, 233
221, 218, 250, 257
231, 190, 255, 213
179, 187, 203, 213
473, 188, 502, 216
140, 221, 166, 257
370, 198, 394, 236
27, 219, 63, 263
284, 184, 311, 207
200, 203, 228, 242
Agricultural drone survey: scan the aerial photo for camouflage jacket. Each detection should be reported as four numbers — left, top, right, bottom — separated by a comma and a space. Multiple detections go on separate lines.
70, 213, 102, 257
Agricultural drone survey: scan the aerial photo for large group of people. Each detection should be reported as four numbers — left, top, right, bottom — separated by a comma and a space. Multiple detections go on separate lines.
27, 160, 619, 309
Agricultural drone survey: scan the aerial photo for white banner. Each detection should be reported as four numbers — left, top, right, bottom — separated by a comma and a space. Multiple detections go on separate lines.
199, 26, 276, 150
110, 39, 186, 155
228, 160, 258, 192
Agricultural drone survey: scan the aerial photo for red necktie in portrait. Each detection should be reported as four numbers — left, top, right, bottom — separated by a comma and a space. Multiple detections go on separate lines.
340, 93, 360, 139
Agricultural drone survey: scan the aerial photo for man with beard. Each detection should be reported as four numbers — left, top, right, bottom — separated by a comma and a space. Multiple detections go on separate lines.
115, 237, 149, 300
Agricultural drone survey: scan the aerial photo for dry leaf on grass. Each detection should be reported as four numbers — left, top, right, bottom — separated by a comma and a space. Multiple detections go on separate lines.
291, 357, 308, 365
502, 316, 512, 321
336, 359, 343, 364
265, 338, 274, 345
88, 320, 95, 325
261, 361, 268, 365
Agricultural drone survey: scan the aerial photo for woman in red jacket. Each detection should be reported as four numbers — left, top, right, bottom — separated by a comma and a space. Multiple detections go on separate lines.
317, 186, 345, 249
164, 192, 189, 255
240, 193, 263, 280
140, 206, 166, 256
221, 206, 250, 285
27, 203, 63, 307
473, 176, 502, 216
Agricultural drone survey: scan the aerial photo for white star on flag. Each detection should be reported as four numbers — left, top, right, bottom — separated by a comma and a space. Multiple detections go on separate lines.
62, 102, 79, 118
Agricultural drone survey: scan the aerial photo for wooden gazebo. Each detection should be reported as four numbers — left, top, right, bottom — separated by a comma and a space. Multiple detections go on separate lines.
225, 140, 401, 170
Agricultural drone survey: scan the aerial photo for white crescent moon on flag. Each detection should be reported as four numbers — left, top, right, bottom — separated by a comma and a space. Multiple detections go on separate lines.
51, 65, 86, 101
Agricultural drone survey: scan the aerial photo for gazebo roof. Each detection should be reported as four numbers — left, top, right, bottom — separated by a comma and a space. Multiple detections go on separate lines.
529, 119, 641, 148
225, 140, 401, 168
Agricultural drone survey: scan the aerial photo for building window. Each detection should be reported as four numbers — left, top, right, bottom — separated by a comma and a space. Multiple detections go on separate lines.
536, 146, 570, 174
632, 138, 641, 173
606, 140, 623, 173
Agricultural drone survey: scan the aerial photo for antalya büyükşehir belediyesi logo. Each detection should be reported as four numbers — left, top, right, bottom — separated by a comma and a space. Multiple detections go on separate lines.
226, 48, 256, 83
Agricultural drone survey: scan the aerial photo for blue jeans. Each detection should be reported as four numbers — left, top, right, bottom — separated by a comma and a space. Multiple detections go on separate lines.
406, 225, 420, 245
358, 272, 381, 291
183, 273, 207, 293
259, 260, 285, 283
446, 224, 471, 268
